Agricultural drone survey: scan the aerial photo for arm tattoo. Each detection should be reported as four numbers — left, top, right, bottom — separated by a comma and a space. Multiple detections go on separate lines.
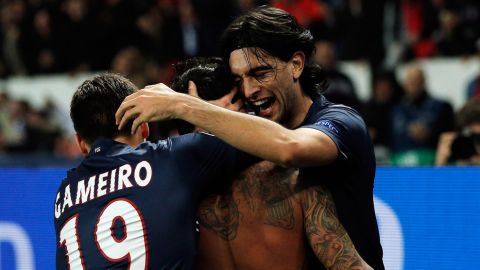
197, 194, 240, 240
302, 186, 364, 269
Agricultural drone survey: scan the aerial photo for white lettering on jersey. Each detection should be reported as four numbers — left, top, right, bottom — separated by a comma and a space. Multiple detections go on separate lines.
62, 184, 73, 213
118, 164, 133, 190
109, 169, 117, 193
97, 171, 109, 198
75, 175, 96, 205
134, 161, 152, 187
55, 161, 153, 219
55, 192, 62, 219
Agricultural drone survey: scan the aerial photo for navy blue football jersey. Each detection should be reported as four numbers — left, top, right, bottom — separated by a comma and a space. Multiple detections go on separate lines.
54, 133, 251, 270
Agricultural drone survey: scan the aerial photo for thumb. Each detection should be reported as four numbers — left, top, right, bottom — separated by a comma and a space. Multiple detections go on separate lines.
187, 81, 199, 98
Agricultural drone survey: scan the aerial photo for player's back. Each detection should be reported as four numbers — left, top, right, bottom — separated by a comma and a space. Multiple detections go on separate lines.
197, 161, 308, 270
54, 134, 247, 270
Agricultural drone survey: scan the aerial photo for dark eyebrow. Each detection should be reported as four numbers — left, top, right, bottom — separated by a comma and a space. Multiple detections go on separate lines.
233, 65, 274, 79
247, 66, 273, 77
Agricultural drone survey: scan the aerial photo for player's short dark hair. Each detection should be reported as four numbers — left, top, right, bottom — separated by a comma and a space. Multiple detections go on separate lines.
70, 73, 137, 144
171, 57, 234, 100
171, 57, 235, 134
221, 5, 327, 98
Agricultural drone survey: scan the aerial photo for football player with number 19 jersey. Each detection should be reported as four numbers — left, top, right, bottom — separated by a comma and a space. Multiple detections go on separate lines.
54, 73, 253, 270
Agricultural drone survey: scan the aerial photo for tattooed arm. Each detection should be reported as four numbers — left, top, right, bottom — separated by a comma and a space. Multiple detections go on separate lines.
301, 186, 373, 270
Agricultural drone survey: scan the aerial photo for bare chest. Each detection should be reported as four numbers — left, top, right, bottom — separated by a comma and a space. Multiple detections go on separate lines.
198, 161, 304, 240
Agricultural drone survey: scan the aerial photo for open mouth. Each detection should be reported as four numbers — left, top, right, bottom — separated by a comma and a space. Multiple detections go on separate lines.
248, 97, 276, 116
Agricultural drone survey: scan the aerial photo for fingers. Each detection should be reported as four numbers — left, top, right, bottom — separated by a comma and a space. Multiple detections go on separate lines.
116, 90, 145, 124
122, 90, 141, 103
117, 102, 141, 131
131, 115, 144, 135
116, 101, 150, 135
187, 81, 199, 97
115, 100, 132, 127
116, 84, 165, 127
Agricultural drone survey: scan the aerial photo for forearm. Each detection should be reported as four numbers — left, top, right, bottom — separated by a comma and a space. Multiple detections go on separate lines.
116, 86, 336, 167
175, 95, 301, 167
302, 186, 372, 270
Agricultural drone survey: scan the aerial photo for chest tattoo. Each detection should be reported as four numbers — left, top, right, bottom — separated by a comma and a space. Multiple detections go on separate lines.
198, 161, 299, 239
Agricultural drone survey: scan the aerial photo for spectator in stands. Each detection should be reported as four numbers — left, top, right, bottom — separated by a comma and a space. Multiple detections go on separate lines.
272, 0, 327, 28
400, 0, 442, 61
19, 8, 61, 74
239, 0, 270, 13
0, 0, 27, 76
399, 0, 479, 61
466, 71, 480, 99
314, 40, 362, 111
111, 46, 147, 88
436, 97, 480, 165
362, 71, 403, 164
57, 0, 96, 72
1, 99, 29, 151
433, 7, 476, 56
190, 0, 237, 56
23, 108, 61, 152
329, 0, 385, 67
0, 92, 10, 150
89, 0, 146, 70
0, 94, 64, 153
391, 64, 454, 165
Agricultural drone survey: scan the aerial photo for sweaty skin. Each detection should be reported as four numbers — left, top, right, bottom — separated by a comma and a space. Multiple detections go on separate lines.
197, 161, 369, 270
114, 49, 374, 269
185, 81, 370, 269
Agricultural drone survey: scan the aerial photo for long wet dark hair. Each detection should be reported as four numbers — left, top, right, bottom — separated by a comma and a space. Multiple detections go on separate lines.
221, 6, 327, 98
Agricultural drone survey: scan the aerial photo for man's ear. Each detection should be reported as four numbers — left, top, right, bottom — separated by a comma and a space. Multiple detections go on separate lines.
291, 51, 305, 80
140, 122, 150, 139
75, 133, 89, 155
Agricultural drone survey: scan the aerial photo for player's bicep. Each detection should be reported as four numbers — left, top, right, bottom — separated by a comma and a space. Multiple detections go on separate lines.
287, 128, 338, 167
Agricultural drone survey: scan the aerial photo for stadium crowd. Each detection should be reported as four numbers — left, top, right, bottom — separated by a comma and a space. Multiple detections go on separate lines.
0, 0, 479, 165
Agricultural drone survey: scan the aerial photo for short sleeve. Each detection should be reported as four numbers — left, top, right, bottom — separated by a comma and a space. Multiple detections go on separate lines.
301, 107, 367, 161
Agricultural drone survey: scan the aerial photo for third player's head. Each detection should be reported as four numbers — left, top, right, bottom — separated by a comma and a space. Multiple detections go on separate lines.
171, 57, 235, 101
70, 73, 148, 154
171, 57, 237, 134
222, 6, 327, 127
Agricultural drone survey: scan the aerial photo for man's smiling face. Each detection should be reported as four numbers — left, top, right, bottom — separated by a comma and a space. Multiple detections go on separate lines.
229, 48, 301, 125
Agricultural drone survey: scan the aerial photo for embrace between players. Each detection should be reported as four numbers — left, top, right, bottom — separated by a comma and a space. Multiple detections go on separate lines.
54, 6, 384, 270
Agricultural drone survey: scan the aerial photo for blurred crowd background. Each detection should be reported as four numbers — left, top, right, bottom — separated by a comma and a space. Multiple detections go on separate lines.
0, 0, 479, 166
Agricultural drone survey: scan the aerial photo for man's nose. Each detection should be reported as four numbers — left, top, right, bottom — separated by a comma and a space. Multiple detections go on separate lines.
242, 77, 260, 99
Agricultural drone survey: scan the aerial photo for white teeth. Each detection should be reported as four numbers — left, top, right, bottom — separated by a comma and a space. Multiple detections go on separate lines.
252, 99, 269, 106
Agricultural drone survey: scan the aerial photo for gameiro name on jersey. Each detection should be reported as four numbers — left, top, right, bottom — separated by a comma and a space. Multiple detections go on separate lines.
54, 133, 252, 270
